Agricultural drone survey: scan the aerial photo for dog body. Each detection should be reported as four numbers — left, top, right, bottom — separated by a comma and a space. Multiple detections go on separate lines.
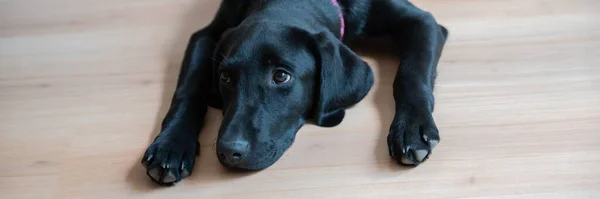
142, 0, 448, 185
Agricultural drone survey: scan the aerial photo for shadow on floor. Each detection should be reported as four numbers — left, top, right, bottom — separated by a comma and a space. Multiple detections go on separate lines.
349, 39, 412, 172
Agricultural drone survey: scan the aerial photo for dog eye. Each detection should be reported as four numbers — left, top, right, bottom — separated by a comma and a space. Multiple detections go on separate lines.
220, 72, 231, 83
273, 70, 291, 84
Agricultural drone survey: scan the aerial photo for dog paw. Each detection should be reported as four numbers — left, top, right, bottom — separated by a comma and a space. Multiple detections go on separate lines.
141, 137, 199, 185
387, 107, 439, 166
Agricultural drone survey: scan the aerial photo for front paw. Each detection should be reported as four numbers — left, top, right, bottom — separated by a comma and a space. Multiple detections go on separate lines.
388, 106, 440, 166
141, 136, 199, 185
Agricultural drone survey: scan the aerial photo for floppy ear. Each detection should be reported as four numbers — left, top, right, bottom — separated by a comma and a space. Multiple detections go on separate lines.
312, 32, 374, 127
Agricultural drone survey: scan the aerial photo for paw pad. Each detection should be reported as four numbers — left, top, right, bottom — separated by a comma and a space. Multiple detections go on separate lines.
388, 111, 440, 166
141, 139, 200, 185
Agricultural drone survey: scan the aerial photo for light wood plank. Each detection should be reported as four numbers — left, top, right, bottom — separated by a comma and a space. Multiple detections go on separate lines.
1, 0, 599, 198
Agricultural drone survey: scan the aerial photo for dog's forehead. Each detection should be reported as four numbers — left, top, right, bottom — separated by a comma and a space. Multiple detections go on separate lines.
220, 27, 314, 72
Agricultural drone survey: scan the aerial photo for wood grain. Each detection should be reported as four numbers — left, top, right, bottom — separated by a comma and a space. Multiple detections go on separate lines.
1, 0, 599, 198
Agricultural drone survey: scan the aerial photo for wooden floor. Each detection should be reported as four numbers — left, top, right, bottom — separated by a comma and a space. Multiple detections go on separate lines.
1, 0, 600, 198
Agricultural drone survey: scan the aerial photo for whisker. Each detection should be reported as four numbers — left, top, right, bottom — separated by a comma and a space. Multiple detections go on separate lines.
210, 56, 227, 66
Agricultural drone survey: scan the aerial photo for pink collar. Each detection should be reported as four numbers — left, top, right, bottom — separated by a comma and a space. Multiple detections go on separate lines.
331, 0, 345, 38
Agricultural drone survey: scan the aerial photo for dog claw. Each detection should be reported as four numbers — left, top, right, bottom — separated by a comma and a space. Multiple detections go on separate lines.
414, 150, 428, 161
142, 155, 153, 167
163, 171, 177, 183
429, 140, 439, 149
181, 169, 191, 178
400, 156, 415, 165
148, 168, 161, 181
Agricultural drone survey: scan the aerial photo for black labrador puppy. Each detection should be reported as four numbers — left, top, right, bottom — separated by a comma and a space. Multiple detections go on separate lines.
142, 0, 448, 185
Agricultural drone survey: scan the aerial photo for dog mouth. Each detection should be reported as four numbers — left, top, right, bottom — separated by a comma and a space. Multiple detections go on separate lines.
220, 150, 280, 171
216, 139, 284, 170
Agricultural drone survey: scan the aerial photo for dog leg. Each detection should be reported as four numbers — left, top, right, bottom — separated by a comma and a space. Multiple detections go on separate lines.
141, 27, 221, 185
372, 0, 448, 166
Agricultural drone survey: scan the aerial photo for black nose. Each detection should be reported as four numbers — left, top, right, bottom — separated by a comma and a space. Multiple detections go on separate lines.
217, 140, 250, 166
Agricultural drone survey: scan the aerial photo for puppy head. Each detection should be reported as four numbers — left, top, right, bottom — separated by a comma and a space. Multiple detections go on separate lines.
212, 23, 373, 170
